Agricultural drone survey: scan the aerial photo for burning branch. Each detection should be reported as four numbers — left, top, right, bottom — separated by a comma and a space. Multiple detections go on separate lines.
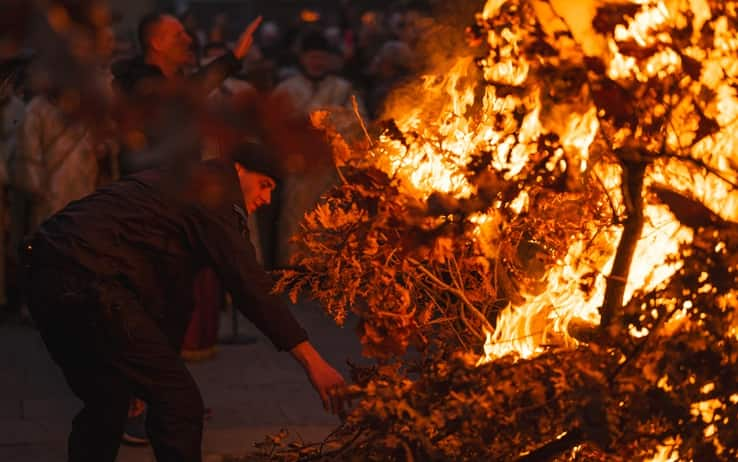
271, 0, 738, 460
601, 153, 647, 329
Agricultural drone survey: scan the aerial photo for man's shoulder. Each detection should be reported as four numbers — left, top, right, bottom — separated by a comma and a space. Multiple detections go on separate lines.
111, 56, 164, 95
179, 160, 242, 212
112, 161, 240, 221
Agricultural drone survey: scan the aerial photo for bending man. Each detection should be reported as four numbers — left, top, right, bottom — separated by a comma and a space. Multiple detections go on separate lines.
23, 142, 345, 462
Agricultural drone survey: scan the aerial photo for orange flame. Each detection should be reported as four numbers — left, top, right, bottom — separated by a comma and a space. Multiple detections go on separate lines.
361, 0, 738, 363
473, 0, 738, 364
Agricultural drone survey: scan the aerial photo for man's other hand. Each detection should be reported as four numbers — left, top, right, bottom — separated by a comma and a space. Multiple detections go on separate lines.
290, 341, 347, 415
234, 16, 263, 60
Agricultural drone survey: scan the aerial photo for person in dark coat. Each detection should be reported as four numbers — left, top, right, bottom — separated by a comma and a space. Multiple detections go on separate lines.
22, 142, 346, 462
111, 13, 262, 174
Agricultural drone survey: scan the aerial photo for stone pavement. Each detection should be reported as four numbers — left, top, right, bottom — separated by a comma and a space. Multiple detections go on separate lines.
0, 300, 366, 462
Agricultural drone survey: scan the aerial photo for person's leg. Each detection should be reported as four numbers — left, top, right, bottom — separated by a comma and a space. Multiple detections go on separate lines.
181, 289, 205, 357
140, 365, 204, 462
0, 186, 6, 308
182, 267, 222, 361
202, 270, 223, 352
93, 284, 205, 462
64, 365, 132, 462
27, 264, 132, 462
27, 257, 204, 462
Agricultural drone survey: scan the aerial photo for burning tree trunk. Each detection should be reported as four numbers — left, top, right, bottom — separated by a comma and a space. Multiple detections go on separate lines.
601, 154, 646, 329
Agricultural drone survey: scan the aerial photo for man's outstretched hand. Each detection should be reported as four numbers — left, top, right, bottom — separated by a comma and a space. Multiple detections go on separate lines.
234, 16, 263, 60
290, 341, 347, 415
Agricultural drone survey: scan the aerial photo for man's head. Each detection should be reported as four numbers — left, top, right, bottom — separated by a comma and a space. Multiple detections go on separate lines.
299, 30, 333, 79
96, 26, 116, 62
259, 21, 281, 48
231, 142, 281, 213
235, 165, 276, 214
138, 13, 194, 70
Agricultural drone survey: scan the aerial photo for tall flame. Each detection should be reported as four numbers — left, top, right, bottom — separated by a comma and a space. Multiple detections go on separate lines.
368, 0, 738, 363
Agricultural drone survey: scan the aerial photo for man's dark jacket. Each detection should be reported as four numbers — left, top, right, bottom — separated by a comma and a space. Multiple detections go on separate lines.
111, 53, 241, 174
33, 159, 307, 351
111, 53, 240, 97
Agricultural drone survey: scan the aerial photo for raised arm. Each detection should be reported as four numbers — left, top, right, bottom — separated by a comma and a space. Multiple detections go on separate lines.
194, 16, 263, 94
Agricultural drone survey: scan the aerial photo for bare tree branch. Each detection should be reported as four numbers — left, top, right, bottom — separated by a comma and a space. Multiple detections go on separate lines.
601, 155, 647, 329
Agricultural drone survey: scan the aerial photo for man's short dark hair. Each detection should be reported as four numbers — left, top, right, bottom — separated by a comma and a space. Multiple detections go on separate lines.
230, 141, 283, 181
138, 12, 166, 52
299, 29, 331, 54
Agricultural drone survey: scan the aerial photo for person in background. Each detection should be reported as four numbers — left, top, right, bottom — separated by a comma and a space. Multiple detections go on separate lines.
93, 25, 121, 186
270, 28, 365, 124
268, 29, 366, 268
323, 26, 346, 75
12, 23, 116, 236
0, 55, 29, 314
208, 13, 229, 45
366, 39, 416, 118
111, 13, 262, 174
345, 10, 389, 94
245, 20, 282, 92
201, 41, 256, 115
180, 7, 206, 64
257, 20, 283, 67
13, 94, 97, 237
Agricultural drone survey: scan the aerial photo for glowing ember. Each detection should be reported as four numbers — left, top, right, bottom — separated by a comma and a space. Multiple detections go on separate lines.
647, 440, 681, 462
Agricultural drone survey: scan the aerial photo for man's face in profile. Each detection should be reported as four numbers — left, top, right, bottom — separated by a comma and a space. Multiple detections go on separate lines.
235, 164, 277, 214
153, 16, 195, 67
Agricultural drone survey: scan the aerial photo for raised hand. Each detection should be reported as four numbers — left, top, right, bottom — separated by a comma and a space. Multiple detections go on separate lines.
233, 16, 263, 60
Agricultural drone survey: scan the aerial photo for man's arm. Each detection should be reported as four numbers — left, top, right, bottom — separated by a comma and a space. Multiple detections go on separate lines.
193, 207, 347, 413
290, 341, 346, 414
193, 16, 262, 95
199, 210, 309, 351
185, 164, 346, 412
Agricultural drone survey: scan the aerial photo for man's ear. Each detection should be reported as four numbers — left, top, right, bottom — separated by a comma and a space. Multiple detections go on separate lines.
149, 33, 165, 53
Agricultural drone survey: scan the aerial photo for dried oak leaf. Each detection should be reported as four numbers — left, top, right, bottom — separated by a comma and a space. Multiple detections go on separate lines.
590, 78, 634, 128
693, 110, 720, 145
592, 3, 642, 35
592, 3, 643, 35
615, 41, 661, 60
679, 53, 702, 80
651, 185, 726, 229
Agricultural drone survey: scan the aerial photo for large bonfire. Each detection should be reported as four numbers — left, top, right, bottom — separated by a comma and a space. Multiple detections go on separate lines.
264, 0, 738, 460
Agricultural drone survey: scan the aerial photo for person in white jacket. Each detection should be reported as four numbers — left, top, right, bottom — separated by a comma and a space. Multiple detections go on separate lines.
14, 94, 99, 232
268, 29, 366, 267
0, 58, 28, 308
13, 26, 116, 234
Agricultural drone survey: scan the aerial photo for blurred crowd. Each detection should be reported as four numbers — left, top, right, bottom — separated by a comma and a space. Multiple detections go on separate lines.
0, 1, 434, 324
172, 2, 431, 118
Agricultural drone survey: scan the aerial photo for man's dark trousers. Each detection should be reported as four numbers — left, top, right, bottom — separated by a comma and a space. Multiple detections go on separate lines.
25, 244, 204, 462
